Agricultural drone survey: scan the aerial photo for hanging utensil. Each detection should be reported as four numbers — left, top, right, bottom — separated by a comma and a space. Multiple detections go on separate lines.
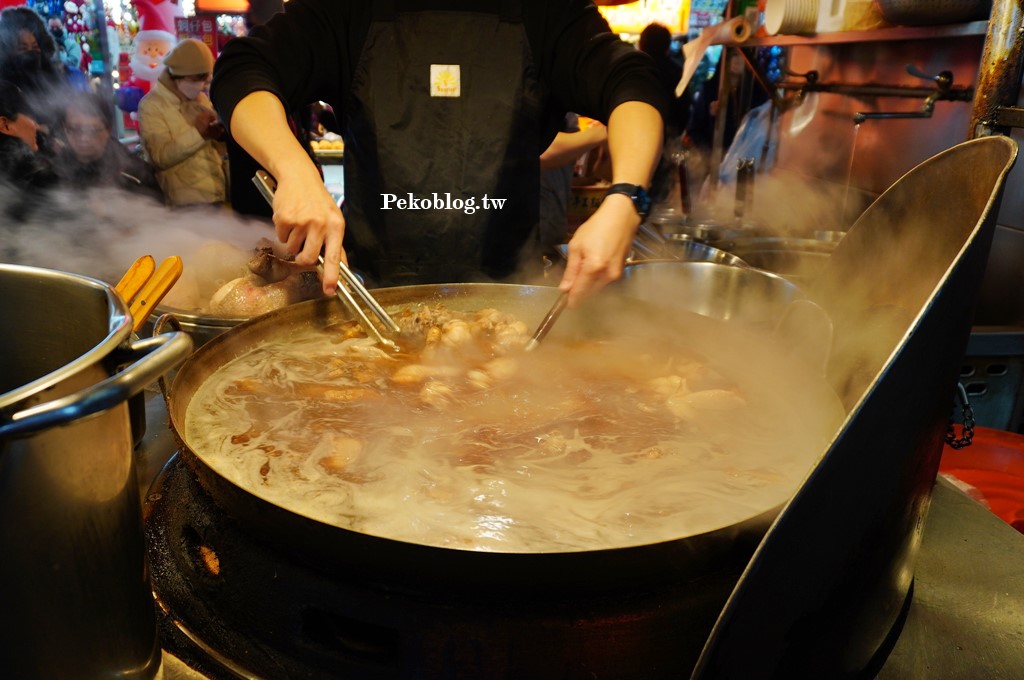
129, 256, 183, 333
523, 291, 569, 352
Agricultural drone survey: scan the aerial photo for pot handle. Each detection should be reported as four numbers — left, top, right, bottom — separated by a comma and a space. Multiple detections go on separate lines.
152, 312, 184, 404
0, 331, 193, 438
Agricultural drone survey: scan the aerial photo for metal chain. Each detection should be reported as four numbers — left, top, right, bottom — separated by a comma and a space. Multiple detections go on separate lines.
945, 382, 975, 450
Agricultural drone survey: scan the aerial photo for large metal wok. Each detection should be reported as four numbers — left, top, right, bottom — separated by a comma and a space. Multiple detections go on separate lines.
159, 282, 845, 677
164, 283, 844, 589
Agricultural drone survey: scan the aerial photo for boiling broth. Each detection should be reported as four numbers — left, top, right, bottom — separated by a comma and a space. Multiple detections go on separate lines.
185, 305, 835, 552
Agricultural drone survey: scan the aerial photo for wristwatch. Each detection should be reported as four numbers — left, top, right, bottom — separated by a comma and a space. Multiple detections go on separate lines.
604, 183, 651, 219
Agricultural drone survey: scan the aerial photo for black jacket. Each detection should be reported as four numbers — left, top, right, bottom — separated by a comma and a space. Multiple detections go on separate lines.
0, 134, 58, 220
55, 141, 163, 202
211, 0, 669, 152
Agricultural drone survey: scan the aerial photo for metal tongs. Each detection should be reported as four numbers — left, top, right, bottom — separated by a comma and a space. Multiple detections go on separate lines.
252, 170, 406, 353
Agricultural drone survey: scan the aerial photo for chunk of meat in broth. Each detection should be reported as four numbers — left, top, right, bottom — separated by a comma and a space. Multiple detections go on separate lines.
317, 436, 379, 484
209, 272, 321, 317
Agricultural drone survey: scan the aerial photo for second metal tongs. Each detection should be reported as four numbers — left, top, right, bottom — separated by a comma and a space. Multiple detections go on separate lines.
253, 170, 407, 353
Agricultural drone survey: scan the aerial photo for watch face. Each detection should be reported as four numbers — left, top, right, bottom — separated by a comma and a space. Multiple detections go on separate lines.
607, 183, 651, 217
636, 188, 651, 216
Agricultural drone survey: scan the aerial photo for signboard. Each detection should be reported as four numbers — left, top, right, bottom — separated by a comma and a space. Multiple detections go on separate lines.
195, 0, 249, 12
175, 16, 218, 58
597, 0, 690, 35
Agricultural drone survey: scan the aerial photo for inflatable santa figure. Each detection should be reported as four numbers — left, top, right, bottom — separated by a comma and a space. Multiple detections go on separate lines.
116, 0, 183, 117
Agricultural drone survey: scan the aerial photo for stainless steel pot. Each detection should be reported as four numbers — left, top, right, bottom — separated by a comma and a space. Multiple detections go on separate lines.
0, 264, 192, 679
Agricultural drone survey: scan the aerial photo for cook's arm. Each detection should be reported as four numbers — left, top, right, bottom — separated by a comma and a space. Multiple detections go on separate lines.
540, 120, 606, 170
228, 91, 345, 295
559, 100, 662, 307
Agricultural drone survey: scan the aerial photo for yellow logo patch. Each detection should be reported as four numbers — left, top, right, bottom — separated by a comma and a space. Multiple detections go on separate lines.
430, 64, 461, 98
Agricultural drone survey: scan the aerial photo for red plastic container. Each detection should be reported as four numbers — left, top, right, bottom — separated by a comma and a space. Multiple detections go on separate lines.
940, 426, 1024, 533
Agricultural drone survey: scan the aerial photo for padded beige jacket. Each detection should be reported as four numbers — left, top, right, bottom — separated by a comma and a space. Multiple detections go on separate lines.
138, 76, 226, 206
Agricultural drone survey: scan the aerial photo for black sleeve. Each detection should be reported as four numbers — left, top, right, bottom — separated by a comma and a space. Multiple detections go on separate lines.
210, 0, 370, 133
525, 0, 671, 125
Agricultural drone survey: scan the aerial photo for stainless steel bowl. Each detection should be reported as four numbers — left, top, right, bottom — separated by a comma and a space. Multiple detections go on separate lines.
726, 237, 837, 287
146, 305, 246, 348
615, 261, 805, 328
663, 235, 751, 267
669, 221, 755, 246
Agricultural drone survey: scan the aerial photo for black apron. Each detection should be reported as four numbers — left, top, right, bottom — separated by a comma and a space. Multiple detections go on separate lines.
344, 0, 542, 286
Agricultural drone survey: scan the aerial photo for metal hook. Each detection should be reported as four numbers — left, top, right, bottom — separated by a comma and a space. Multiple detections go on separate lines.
782, 67, 819, 85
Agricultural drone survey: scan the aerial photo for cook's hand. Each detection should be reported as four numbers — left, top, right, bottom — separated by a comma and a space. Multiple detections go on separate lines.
558, 194, 640, 307
271, 171, 346, 295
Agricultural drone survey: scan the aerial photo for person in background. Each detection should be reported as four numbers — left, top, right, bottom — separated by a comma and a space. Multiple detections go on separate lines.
56, 90, 162, 201
0, 7, 70, 133
138, 38, 227, 207
47, 17, 81, 73
536, 113, 607, 263
212, 0, 667, 305
0, 79, 57, 220
637, 22, 687, 137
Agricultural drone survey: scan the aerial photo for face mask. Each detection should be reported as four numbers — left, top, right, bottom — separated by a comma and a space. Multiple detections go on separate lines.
176, 80, 206, 100
14, 51, 41, 72
50, 28, 64, 39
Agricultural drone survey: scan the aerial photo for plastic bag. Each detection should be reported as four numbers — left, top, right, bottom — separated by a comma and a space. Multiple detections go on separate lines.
718, 100, 778, 185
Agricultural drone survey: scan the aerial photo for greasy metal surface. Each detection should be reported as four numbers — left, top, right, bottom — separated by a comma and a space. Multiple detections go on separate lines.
970, 0, 1024, 137
692, 136, 1018, 679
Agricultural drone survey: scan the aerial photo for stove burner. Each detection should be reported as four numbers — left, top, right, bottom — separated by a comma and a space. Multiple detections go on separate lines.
145, 455, 750, 679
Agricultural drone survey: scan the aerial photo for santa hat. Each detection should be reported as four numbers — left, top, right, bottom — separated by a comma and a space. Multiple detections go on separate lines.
134, 0, 182, 45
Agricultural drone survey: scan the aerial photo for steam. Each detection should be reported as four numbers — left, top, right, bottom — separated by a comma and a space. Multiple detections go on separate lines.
683, 166, 852, 235
0, 185, 276, 309
645, 147, 966, 418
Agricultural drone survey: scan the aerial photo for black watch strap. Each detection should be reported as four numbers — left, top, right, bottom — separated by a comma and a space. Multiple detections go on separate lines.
605, 183, 651, 218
